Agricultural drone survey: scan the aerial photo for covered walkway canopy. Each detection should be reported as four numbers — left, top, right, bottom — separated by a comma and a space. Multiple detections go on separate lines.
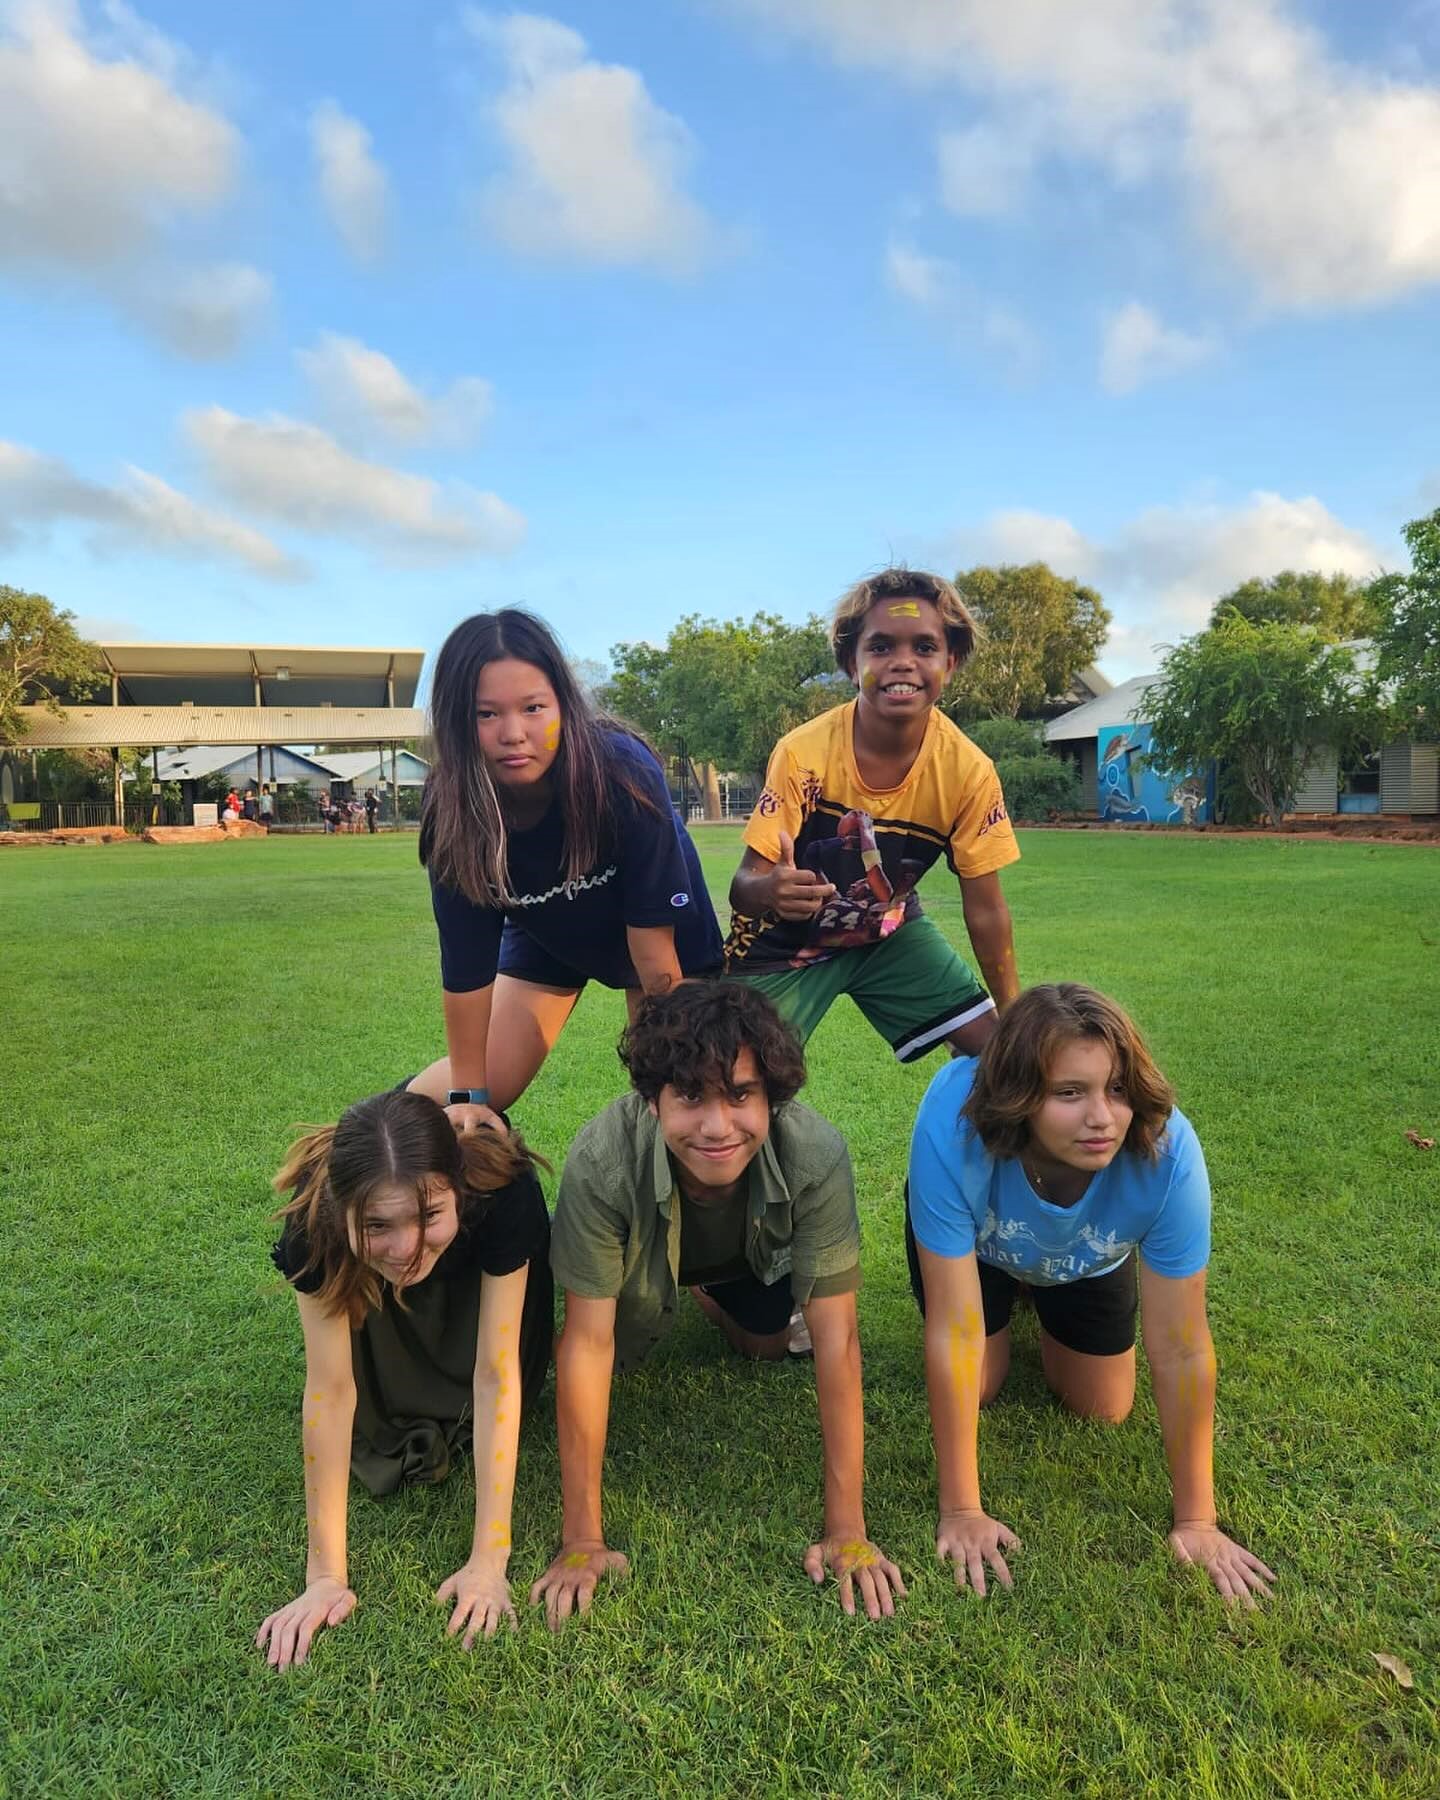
15, 639, 427, 822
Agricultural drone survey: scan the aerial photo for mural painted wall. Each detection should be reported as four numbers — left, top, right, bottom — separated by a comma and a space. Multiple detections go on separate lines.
1097, 723, 1213, 824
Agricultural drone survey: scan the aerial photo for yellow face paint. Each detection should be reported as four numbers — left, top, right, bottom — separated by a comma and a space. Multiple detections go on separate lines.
544, 719, 561, 751
861, 670, 877, 691
887, 601, 921, 618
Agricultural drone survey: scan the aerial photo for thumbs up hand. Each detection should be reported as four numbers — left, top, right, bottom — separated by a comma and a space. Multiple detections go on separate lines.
769, 829, 836, 920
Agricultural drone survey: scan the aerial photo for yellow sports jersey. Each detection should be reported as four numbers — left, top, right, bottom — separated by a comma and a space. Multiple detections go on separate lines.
726, 701, 1020, 970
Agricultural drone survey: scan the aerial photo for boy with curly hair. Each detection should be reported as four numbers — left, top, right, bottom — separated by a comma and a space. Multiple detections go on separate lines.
726, 567, 1021, 1064
531, 980, 904, 1629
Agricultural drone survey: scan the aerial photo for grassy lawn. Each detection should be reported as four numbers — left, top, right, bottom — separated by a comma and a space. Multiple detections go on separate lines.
2, 827, 1437, 1797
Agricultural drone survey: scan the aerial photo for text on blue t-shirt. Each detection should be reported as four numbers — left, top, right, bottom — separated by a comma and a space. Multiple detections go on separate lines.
907, 1056, 1210, 1285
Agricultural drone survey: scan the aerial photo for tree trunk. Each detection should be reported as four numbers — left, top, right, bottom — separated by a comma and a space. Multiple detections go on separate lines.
700, 762, 722, 822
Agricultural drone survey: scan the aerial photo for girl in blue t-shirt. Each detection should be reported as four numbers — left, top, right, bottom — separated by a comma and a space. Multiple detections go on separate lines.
412, 609, 723, 1136
907, 982, 1275, 1608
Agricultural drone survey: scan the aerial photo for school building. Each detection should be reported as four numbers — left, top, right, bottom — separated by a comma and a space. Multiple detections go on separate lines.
3, 641, 426, 829
1044, 673, 1439, 824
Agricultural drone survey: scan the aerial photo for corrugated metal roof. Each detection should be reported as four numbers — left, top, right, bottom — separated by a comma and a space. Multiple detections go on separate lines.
15, 705, 428, 749
1044, 676, 1155, 743
315, 749, 431, 782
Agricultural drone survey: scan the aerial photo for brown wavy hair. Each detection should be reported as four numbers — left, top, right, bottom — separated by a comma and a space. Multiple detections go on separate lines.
420, 607, 660, 908
962, 984, 1175, 1161
830, 567, 979, 678
273, 1088, 545, 1325
619, 980, 806, 1110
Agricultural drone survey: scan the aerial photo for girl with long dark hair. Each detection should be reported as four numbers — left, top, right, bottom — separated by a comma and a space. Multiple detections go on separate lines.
412, 609, 723, 1136
257, 1089, 553, 1668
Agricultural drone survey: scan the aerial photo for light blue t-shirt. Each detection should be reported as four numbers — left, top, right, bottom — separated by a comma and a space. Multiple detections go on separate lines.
908, 1057, 1210, 1285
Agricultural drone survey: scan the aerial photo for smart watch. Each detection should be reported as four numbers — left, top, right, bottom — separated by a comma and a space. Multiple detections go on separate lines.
447, 1087, 491, 1107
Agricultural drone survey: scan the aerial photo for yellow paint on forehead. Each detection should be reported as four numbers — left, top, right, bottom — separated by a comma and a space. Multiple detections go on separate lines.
887, 601, 921, 618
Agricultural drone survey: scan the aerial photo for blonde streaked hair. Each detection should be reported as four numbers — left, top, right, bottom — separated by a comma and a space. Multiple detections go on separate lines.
962, 983, 1176, 1162
830, 568, 980, 678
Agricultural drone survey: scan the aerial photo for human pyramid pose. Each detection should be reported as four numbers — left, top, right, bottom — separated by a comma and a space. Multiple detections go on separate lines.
257, 573, 1275, 1671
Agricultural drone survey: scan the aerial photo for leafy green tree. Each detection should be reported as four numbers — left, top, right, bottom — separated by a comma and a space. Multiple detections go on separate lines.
603, 613, 837, 775
1370, 507, 1440, 739
962, 717, 1047, 762
1, 586, 104, 744
1144, 615, 1379, 827
1210, 569, 1377, 639
950, 563, 1111, 720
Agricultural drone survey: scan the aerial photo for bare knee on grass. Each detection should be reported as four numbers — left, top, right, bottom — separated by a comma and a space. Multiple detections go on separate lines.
1039, 1332, 1135, 1424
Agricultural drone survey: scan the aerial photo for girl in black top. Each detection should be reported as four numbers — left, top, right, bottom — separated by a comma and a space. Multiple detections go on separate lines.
413, 608, 722, 1138
258, 1088, 552, 1669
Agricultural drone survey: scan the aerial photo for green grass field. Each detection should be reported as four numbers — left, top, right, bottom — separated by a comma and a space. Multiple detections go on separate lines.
3, 828, 1437, 1797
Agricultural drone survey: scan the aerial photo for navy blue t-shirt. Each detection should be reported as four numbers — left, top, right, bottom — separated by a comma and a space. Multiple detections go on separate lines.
430, 731, 724, 992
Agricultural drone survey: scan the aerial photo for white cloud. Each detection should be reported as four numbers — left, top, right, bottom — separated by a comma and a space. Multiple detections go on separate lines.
184, 407, 526, 561
0, 0, 237, 269
129, 262, 273, 360
724, 0, 1440, 310
1099, 301, 1216, 394
948, 489, 1384, 672
465, 9, 719, 273
310, 100, 388, 265
0, 439, 303, 580
297, 334, 492, 448
937, 122, 1041, 217
885, 240, 1040, 380
0, 2, 273, 349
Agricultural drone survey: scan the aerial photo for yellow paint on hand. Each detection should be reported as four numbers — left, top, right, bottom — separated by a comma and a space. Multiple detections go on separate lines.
563, 1551, 590, 1569
305, 1454, 315, 1464
837, 1540, 876, 1567
888, 601, 921, 618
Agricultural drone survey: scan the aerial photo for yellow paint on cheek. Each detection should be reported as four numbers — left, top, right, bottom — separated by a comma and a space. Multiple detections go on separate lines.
861, 670, 878, 691
888, 601, 921, 618
563, 1551, 589, 1569
544, 719, 561, 751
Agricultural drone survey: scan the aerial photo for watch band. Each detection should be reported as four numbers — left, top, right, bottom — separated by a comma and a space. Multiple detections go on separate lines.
447, 1087, 491, 1107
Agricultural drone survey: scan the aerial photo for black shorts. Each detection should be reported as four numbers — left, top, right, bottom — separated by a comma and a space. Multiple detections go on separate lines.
697, 1270, 793, 1338
904, 1185, 1138, 1357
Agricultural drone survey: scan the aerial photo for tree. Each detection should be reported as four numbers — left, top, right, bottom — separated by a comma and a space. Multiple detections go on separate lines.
950, 563, 1111, 720
602, 613, 837, 775
1, 586, 103, 745
1370, 507, 1440, 739
1209, 569, 1377, 639
1144, 615, 1379, 827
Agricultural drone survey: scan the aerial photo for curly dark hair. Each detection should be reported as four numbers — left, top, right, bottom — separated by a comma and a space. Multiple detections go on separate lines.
962, 983, 1176, 1162
618, 981, 806, 1109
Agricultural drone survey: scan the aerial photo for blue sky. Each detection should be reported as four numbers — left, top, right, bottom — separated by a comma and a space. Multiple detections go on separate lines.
2, 0, 1439, 682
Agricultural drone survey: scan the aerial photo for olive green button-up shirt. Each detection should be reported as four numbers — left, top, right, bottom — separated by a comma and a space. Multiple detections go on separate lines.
551, 1090, 862, 1372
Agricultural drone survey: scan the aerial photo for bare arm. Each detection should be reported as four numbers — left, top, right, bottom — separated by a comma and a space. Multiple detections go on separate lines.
625, 923, 683, 997
1141, 1263, 1275, 1605
918, 1245, 1018, 1594
959, 871, 1020, 1009
441, 985, 505, 1135
529, 1292, 628, 1629
434, 1263, 532, 1646
802, 1291, 906, 1619
255, 1294, 358, 1669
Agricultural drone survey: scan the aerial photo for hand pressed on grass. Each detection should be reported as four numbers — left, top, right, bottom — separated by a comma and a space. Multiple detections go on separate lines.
1169, 1523, 1276, 1608
803, 1536, 907, 1620
436, 1553, 517, 1646
528, 1543, 630, 1632
255, 1576, 356, 1670
936, 1508, 1020, 1596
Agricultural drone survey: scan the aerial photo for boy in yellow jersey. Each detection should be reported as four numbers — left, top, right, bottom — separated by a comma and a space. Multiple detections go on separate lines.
726, 568, 1021, 1065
